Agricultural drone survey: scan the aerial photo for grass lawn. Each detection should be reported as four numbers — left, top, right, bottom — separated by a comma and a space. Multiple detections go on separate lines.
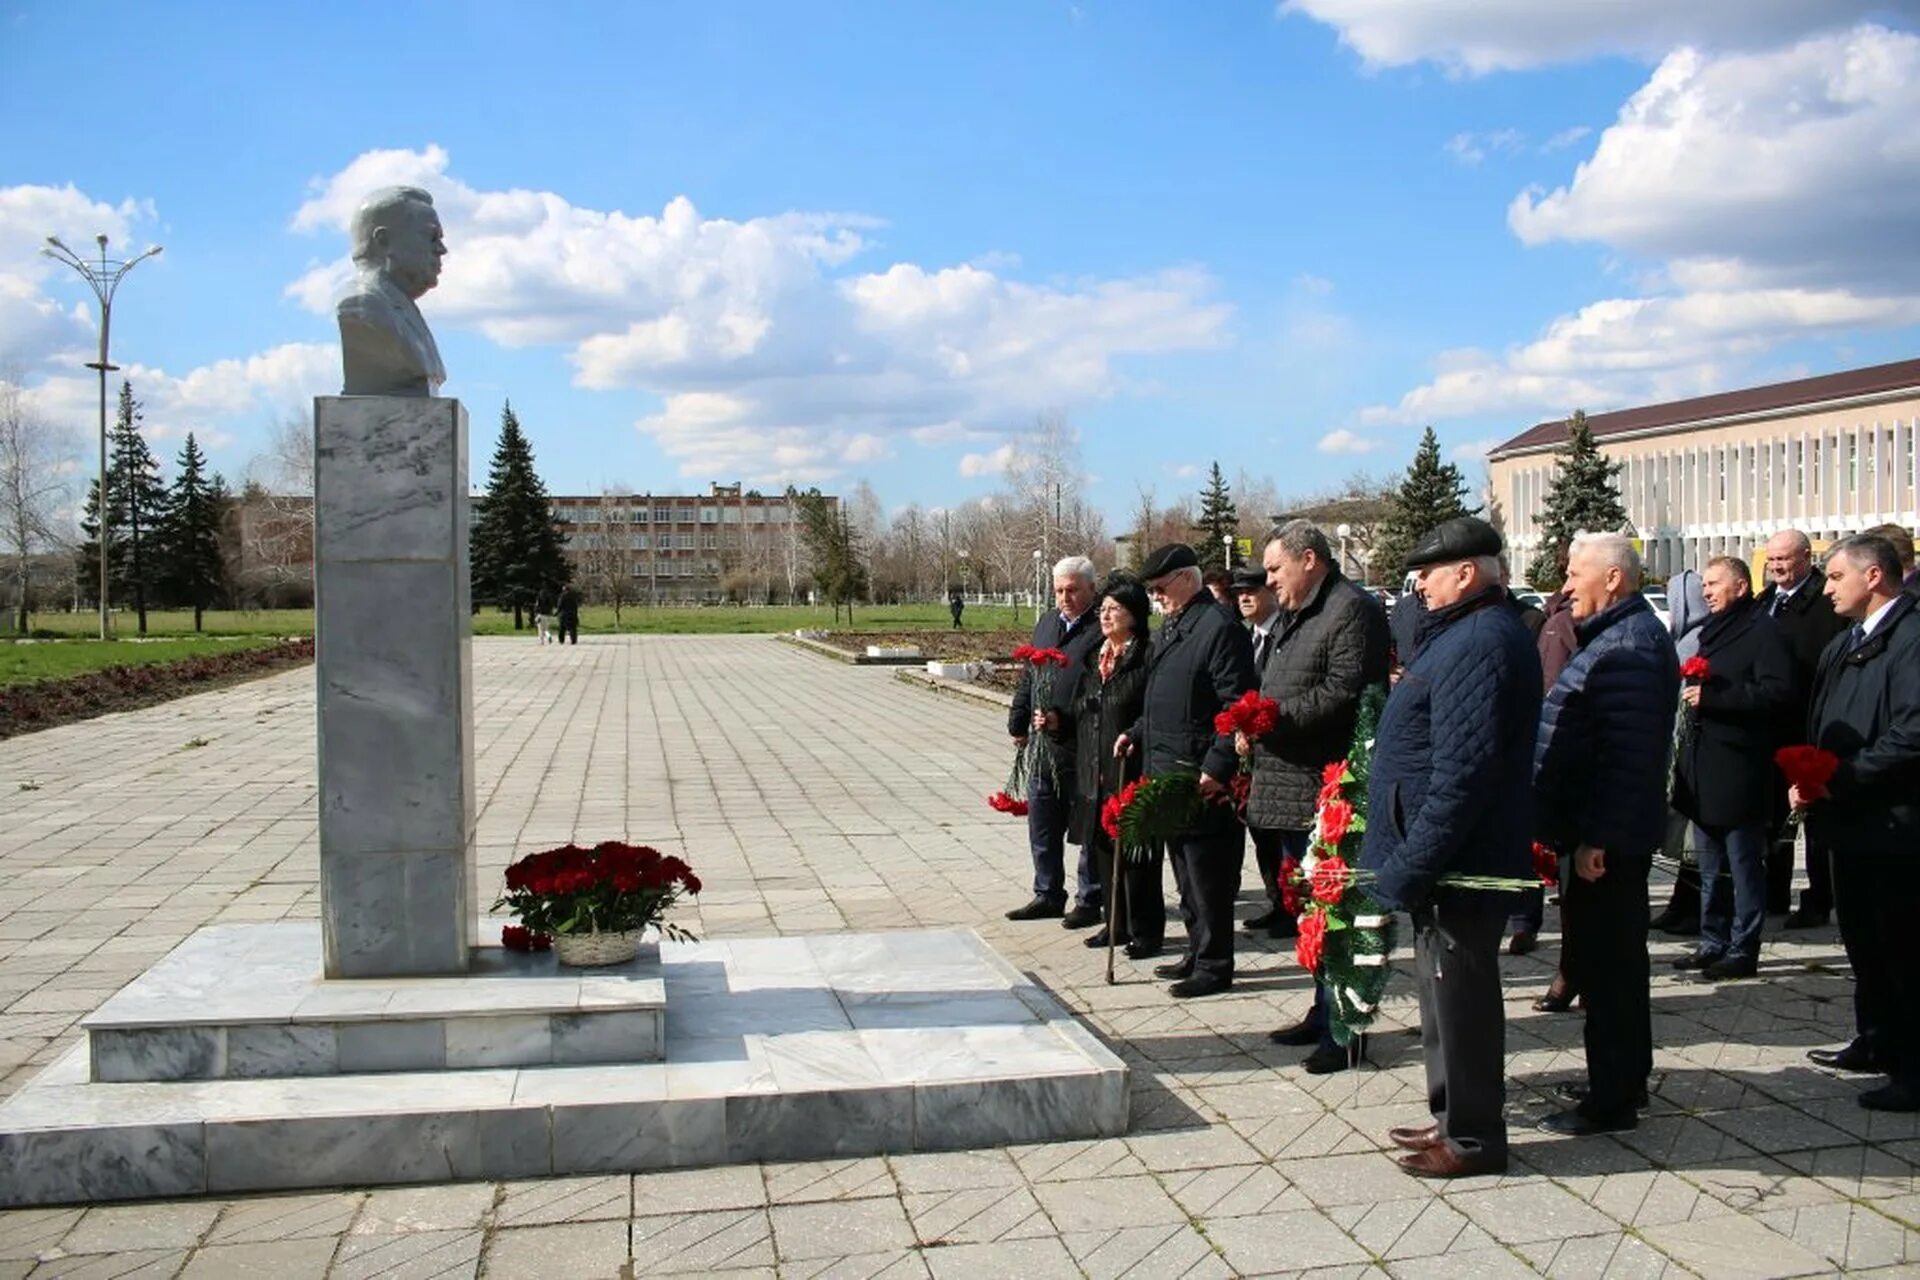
21, 602, 1043, 639
0, 636, 284, 687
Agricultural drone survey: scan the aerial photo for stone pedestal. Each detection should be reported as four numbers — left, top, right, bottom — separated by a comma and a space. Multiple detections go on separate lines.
314, 396, 475, 977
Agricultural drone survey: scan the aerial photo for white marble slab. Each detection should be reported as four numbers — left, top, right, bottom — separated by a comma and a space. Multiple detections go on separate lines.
0, 928, 1127, 1206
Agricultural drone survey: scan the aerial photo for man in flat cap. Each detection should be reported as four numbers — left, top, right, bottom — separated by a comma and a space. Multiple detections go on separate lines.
1364, 517, 1542, 1176
1533, 532, 1678, 1136
1117, 543, 1259, 996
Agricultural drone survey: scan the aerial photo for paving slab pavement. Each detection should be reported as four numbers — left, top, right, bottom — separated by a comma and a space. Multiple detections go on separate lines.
1, 634, 1915, 1276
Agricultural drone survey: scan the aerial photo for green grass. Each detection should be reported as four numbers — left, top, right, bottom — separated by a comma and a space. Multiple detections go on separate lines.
0, 636, 284, 687
19, 602, 1040, 639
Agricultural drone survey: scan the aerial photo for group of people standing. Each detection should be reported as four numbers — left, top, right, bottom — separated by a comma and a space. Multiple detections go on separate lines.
532, 585, 582, 645
1002, 514, 1920, 1178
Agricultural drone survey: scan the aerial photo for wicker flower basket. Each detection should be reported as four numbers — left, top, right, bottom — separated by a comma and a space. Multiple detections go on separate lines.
552, 929, 643, 967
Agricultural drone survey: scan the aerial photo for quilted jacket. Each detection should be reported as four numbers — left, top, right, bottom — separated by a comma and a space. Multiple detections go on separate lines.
1359, 587, 1543, 911
1806, 592, 1920, 858
1534, 593, 1680, 855
1246, 569, 1390, 832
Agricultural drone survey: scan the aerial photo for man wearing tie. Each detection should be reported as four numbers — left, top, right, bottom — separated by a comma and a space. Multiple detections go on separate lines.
1239, 521, 1391, 1072
1233, 566, 1287, 938
1754, 529, 1849, 926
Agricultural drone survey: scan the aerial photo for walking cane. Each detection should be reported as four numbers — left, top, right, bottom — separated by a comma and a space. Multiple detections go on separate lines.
1105, 833, 1122, 985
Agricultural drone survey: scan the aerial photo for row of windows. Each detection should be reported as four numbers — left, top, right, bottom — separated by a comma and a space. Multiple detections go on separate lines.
552, 504, 794, 525
567, 532, 751, 551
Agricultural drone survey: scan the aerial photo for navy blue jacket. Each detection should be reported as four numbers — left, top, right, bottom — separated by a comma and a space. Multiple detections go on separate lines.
1008, 606, 1102, 741
1534, 593, 1680, 855
1806, 592, 1920, 858
1360, 588, 1543, 910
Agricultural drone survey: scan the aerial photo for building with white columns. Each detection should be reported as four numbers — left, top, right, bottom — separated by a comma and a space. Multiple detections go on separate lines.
1488, 358, 1920, 578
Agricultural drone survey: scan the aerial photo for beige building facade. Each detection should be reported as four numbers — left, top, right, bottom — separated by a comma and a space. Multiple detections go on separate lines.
1488, 359, 1920, 578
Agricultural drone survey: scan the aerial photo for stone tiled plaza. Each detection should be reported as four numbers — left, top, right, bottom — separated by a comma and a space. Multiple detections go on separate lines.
2, 636, 1917, 1278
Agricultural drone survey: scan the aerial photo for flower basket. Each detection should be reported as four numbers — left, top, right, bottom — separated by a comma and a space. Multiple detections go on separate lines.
494, 841, 701, 960
552, 929, 645, 968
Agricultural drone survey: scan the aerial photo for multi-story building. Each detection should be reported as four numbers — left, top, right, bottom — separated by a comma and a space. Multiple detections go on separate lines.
1489, 358, 1920, 577
549, 483, 832, 605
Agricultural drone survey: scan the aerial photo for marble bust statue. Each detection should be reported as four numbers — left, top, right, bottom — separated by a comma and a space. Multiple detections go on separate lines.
336, 186, 448, 396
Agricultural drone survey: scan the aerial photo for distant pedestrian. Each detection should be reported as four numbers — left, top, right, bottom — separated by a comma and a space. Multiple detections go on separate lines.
949, 586, 965, 629
557, 585, 581, 645
533, 595, 553, 645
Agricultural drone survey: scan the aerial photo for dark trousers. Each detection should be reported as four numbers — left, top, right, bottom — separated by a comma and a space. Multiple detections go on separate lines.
1767, 791, 1831, 914
1027, 770, 1103, 908
1414, 896, 1511, 1158
1091, 831, 1164, 949
1170, 824, 1242, 980
1562, 850, 1652, 1118
1694, 822, 1766, 960
559, 618, 579, 644
1248, 825, 1308, 914
1832, 847, 1920, 1085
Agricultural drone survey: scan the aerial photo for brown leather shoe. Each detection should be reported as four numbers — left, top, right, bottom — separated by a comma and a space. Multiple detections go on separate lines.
1396, 1142, 1507, 1179
1387, 1123, 1442, 1151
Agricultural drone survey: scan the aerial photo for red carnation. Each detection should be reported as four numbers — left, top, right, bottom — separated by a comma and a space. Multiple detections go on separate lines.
501, 925, 552, 953
1029, 647, 1069, 667
1775, 744, 1841, 802
987, 791, 1030, 816
1310, 854, 1350, 904
1011, 644, 1036, 663
1279, 856, 1303, 916
1319, 799, 1355, 849
1531, 842, 1559, 887
1295, 910, 1326, 974
1321, 761, 1348, 786
612, 871, 642, 893
1680, 656, 1711, 682
1100, 792, 1126, 840
682, 871, 703, 894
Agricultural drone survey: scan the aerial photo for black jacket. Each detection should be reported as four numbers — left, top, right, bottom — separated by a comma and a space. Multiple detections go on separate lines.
1806, 593, 1920, 857
1534, 594, 1680, 855
1125, 593, 1258, 829
1360, 587, 1542, 910
1672, 599, 1798, 830
1247, 570, 1390, 831
1056, 635, 1150, 846
1754, 578, 1848, 723
1008, 607, 1103, 747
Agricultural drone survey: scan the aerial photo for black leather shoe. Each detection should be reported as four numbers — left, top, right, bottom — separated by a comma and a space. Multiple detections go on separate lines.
1243, 909, 1279, 932
1539, 1107, 1636, 1136
1860, 1082, 1920, 1112
1083, 928, 1110, 949
1268, 1017, 1324, 1047
1302, 1039, 1364, 1074
1554, 1081, 1650, 1109
1153, 958, 1193, 980
1062, 904, 1102, 929
1783, 908, 1830, 929
1006, 897, 1065, 921
1808, 1041, 1887, 1073
1169, 974, 1231, 998
1124, 940, 1162, 960
1672, 949, 1723, 971
1702, 955, 1758, 981
1268, 916, 1298, 940
1652, 912, 1700, 937
1508, 929, 1538, 956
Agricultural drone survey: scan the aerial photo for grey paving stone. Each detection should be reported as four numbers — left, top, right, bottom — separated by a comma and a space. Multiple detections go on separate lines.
1638, 1213, 1834, 1280
769, 1198, 914, 1262
628, 1209, 773, 1274
480, 1221, 628, 1278
178, 1237, 336, 1279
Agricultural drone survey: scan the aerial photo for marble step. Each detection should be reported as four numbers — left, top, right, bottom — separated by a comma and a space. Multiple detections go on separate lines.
0, 928, 1128, 1207
81, 923, 665, 1083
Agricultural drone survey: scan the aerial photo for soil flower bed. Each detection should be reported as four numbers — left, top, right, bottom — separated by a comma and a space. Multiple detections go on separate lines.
0, 639, 315, 739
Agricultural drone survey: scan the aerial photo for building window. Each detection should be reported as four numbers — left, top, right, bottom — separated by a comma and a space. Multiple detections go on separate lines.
701, 532, 718, 550
721, 507, 741, 523
677, 533, 695, 550
747, 507, 766, 524
654, 506, 672, 524
631, 509, 648, 524
632, 533, 649, 550
699, 506, 720, 524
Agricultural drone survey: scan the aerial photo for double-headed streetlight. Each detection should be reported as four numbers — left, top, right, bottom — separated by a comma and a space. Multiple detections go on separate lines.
42, 234, 163, 640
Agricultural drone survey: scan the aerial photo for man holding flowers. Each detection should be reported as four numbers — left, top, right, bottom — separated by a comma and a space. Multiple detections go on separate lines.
1359, 517, 1542, 1177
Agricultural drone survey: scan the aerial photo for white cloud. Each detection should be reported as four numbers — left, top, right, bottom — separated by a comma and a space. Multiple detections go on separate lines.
1280, 0, 1911, 74
1318, 428, 1381, 455
1449, 437, 1503, 461
1366, 25, 1920, 427
1543, 126, 1592, 151
289, 147, 1229, 484
958, 443, 1020, 478
1444, 129, 1524, 167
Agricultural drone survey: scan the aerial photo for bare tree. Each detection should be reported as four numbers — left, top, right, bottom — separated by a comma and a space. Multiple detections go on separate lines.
0, 378, 76, 633
577, 488, 636, 625
228, 412, 318, 607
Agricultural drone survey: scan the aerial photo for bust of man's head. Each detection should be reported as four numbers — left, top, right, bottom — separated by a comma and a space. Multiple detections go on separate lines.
349, 186, 445, 301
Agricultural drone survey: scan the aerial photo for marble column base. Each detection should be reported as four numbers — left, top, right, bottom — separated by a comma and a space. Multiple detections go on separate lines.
0, 929, 1128, 1206
81, 923, 665, 1082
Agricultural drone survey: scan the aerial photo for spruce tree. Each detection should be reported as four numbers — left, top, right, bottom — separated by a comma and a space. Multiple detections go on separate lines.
1525, 410, 1627, 590
160, 433, 227, 631
1369, 426, 1478, 583
1190, 462, 1239, 570
106, 382, 170, 634
75, 476, 110, 610
469, 402, 571, 626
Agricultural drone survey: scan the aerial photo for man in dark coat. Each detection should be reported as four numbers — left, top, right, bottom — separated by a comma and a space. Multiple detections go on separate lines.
1244, 521, 1391, 1072
1800, 534, 1920, 1110
1007, 556, 1106, 924
1534, 534, 1680, 1136
1118, 543, 1259, 997
556, 585, 581, 645
1362, 517, 1542, 1177
1757, 528, 1850, 924
1671, 556, 1796, 980
1231, 565, 1289, 937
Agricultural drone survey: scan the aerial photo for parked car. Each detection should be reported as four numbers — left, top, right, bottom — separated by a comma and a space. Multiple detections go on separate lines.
1642, 588, 1670, 630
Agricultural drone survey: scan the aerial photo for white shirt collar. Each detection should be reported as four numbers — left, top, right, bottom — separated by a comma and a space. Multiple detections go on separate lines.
1859, 595, 1902, 640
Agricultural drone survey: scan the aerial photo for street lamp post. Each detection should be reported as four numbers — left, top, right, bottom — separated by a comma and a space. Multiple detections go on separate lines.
42, 234, 163, 641
1336, 523, 1352, 580
1222, 532, 1235, 571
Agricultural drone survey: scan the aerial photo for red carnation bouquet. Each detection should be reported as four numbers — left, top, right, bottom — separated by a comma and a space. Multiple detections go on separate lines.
1531, 842, 1559, 888
1680, 655, 1712, 682
987, 645, 1074, 817
1775, 744, 1842, 837
1215, 690, 1280, 740
494, 841, 701, 951
1676, 654, 1711, 749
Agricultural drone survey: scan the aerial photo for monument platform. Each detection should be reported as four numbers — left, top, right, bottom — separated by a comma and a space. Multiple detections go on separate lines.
0, 926, 1128, 1206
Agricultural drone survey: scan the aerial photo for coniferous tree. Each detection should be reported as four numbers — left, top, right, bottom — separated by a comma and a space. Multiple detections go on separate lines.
106, 382, 169, 634
75, 476, 109, 610
793, 487, 865, 623
160, 433, 227, 630
1191, 462, 1239, 570
1369, 426, 1478, 583
1525, 410, 1627, 590
469, 402, 570, 626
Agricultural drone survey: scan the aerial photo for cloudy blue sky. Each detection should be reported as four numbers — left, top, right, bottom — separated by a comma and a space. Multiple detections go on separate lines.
4, 1, 1917, 518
